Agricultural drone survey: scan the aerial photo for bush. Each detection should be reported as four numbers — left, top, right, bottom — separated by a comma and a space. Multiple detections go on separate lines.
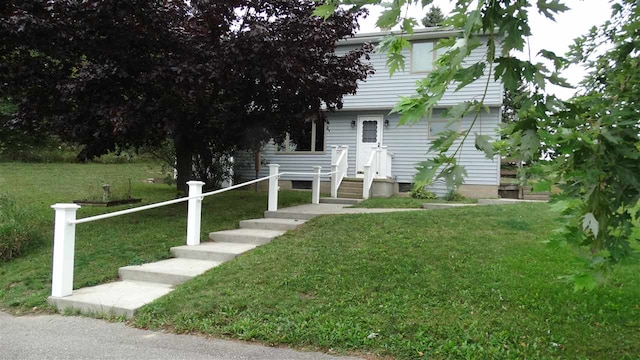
410, 186, 437, 200
443, 190, 466, 202
0, 195, 45, 261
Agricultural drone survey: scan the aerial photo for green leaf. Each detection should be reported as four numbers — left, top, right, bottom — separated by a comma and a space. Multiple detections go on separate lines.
442, 101, 472, 120
582, 212, 599, 238
414, 159, 441, 187
536, 0, 570, 21
429, 130, 459, 153
312, 2, 337, 20
520, 129, 540, 161
376, 8, 401, 29
391, 96, 427, 124
532, 179, 552, 192
453, 62, 486, 90
474, 134, 495, 159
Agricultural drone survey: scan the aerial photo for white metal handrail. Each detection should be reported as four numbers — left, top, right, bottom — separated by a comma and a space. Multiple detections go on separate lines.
330, 145, 349, 198
363, 150, 377, 200
50, 163, 333, 299
71, 175, 278, 226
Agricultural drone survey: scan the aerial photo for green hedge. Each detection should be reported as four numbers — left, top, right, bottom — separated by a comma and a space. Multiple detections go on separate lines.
0, 195, 45, 261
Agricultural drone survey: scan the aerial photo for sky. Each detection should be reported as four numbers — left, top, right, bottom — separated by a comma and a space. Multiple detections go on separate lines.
355, 0, 613, 99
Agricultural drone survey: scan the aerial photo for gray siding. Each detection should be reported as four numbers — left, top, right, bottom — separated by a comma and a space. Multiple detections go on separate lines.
337, 38, 503, 110
235, 108, 501, 194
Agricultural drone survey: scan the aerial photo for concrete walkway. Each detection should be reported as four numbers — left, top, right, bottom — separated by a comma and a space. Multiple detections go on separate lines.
0, 311, 361, 360
265, 202, 425, 220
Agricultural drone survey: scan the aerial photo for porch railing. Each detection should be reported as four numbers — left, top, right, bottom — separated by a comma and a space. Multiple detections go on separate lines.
330, 145, 349, 198
50, 164, 333, 298
362, 146, 393, 199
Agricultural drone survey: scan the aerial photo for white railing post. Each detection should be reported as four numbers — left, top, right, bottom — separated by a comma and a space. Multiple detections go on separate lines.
51, 203, 81, 298
363, 164, 371, 200
379, 146, 388, 178
268, 164, 280, 211
375, 147, 383, 177
331, 145, 338, 198
312, 166, 321, 204
186, 180, 205, 246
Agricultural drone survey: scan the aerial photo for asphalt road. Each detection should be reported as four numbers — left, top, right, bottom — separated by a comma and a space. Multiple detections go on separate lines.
0, 312, 361, 360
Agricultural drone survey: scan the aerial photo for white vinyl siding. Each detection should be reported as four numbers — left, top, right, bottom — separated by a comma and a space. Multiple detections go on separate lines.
235, 108, 501, 195
336, 37, 503, 110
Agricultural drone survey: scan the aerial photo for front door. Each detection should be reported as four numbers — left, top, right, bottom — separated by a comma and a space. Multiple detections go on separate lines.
356, 115, 383, 177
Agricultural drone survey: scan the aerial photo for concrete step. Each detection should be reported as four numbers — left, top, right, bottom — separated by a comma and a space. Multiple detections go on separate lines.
209, 228, 285, 245
337, 192, 363, 199
48, 281, 173, 319
239, 218, 306, 231
339, 183, 363, 190
119, 258, 220, 285
320, 197, 361, 205
264, 210, 320, 220
170, 242, 257, 262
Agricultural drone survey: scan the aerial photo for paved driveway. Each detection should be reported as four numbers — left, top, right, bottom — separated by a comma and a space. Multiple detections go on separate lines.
0, 312, 360, 360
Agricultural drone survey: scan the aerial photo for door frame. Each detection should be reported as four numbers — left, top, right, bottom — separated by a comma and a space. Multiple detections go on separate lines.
355, 114, 384, 177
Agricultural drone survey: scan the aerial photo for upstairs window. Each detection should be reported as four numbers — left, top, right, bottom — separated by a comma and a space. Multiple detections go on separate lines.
411, 41, 436, 73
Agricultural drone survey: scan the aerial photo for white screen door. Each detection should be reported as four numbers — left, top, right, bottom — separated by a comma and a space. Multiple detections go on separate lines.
356, 115, 383, 177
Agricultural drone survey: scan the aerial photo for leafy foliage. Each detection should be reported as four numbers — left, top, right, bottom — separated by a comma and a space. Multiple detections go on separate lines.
409, 186, 437, 200
0, 0, 373, 192
324, 0, 640, 279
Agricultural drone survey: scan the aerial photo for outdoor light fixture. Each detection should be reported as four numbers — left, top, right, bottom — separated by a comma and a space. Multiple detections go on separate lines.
351, 120, 356, 128
384, 119, 390, 128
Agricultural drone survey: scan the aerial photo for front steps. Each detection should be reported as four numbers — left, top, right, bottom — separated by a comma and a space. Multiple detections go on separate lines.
337, 178, 364, 199
49, 218, 305, 318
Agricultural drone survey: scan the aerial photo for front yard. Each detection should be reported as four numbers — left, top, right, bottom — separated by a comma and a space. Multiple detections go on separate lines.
1, 162, 639, 359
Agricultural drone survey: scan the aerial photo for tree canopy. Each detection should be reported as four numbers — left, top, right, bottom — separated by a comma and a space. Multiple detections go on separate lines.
316, 0, 640, 285
421, 6, 445, 27
0, 0, 373, 192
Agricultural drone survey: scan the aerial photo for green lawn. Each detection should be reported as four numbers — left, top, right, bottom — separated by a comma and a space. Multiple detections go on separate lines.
0, 162, 310, 312
352, 195, 477, 208
133, 203, 640, 359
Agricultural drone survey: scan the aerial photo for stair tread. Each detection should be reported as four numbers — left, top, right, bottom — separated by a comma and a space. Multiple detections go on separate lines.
240, 218, 306, 225
48, 280, 173, 317
171, 241, 257, 255
211, 228, 286, 237
120, 258, 220, 277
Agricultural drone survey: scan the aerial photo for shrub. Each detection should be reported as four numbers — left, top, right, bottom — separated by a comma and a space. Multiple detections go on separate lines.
410, 186, 437, 200
0, 195, 45, 261
443, 190, 466, 202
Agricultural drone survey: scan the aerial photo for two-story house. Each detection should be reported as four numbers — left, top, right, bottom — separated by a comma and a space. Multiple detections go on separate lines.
234, 27, 503, 199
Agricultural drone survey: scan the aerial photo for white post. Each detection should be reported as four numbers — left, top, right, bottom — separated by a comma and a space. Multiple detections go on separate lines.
379, 146, 388, 178
331, 145, 339, 198
51, 203, 81, 298
330, 145, 338, 165
375, 147, 383, 177
363, 165, 371, 200
312, 166, 321, 204
268, 164, 280, 212
186, 180, 205, 246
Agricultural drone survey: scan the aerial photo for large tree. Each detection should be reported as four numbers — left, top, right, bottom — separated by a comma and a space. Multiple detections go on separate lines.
0, 0, 373, 193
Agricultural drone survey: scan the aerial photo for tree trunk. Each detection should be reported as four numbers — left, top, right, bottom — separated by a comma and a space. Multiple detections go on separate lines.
174, 133, 193, 196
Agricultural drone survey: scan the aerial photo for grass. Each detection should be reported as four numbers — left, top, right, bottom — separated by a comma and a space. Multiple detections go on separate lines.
0, 162, 311, 313
353, 195, 477, 208
133, 203, 640, 359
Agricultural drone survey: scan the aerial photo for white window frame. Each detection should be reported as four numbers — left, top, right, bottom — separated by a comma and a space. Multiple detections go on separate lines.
277, 119, 326, 154
411, 41, 438, 73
